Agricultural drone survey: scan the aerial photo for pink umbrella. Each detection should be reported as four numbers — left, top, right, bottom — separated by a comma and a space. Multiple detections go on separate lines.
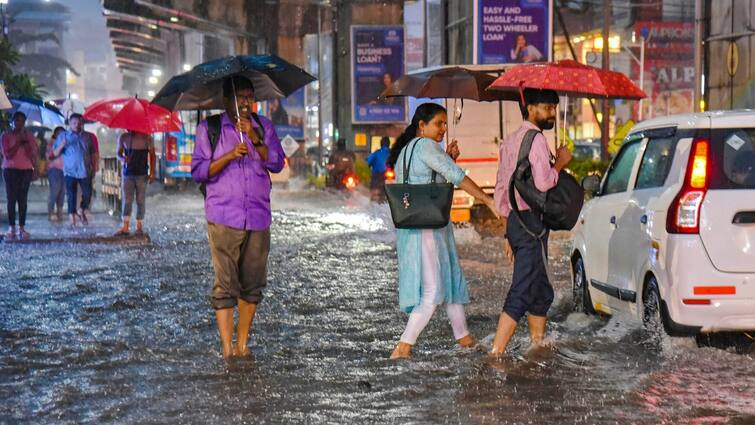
486, 59, 646, 100
83, 97, 182, 134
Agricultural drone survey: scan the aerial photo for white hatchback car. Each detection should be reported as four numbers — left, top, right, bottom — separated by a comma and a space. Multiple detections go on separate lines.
571, 110, 755, 336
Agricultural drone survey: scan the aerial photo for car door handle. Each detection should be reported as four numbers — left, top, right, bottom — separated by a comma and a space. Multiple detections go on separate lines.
640, 215, 647, 224
733, 211, 755, 224
610, 216, 616, 226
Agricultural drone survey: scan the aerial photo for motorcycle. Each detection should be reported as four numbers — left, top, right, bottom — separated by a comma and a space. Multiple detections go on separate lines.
326, 165, 360, 191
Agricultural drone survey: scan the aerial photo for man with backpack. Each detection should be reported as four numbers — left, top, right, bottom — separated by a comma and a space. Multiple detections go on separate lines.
490, 88, 572, 356
191, 76, 285, 359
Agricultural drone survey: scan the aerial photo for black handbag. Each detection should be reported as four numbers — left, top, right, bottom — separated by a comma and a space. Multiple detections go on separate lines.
509, 130, 584, 235
384, 138, 454, 229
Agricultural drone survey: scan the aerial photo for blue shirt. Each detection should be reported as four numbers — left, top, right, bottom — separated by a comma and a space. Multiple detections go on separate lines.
367, 146, 390, 174
54, 130, 93, 179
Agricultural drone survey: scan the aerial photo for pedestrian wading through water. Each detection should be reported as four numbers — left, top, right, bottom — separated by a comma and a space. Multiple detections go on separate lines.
191, 75, 286, 359
490, 88, 575, 356
385, 102, 500, 360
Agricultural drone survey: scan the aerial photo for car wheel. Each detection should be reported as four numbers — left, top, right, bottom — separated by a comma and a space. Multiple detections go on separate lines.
572, 256, 595, 314
642, 276, 665, 338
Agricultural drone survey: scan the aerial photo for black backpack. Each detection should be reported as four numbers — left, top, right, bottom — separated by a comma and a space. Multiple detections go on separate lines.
508, 129, 583, 236
198, 113, 265, 197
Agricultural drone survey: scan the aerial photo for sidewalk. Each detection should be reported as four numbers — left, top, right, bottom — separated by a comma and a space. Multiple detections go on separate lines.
0, 177, 153, 244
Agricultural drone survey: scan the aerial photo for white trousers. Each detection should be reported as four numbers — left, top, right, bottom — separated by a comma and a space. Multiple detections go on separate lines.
400, 230, 469, 345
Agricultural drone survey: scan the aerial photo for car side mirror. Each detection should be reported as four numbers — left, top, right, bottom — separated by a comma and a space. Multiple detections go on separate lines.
581, 175, 601, 196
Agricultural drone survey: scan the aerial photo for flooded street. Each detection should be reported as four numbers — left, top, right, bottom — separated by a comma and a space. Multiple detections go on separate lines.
1, 187, 753, 424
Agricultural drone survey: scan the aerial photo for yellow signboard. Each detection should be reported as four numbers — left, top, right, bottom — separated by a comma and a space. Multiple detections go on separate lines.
355, 133, 367, 147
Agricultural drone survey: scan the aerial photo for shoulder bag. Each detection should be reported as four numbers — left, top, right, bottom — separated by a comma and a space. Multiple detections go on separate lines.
384, 138, 454, 229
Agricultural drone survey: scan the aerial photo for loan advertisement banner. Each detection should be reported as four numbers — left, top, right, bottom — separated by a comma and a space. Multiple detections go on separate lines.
266, 88, 305, 140
351, 26, 406, 123
474, 0, 552, 65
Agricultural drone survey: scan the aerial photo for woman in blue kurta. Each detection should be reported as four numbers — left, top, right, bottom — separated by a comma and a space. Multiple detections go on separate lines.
389, 103, 499, 359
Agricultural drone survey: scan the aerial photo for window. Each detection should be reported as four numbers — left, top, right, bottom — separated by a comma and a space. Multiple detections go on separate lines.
602, 140, 641, 195
635, 136, 678, 189
445, 0, 473, 64
710, 129, 755, 189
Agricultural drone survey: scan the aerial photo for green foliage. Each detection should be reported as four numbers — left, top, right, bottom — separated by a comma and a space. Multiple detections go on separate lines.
306, 174, 326, 189
354, 158, 371, 187
0, 39, 20, 78
0, 39, 45, 99
0, 39, 46, 129
5, 74, 46, 99
566, 157, 611, 184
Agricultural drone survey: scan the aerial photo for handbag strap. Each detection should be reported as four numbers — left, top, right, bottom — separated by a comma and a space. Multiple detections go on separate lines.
401, 138, 438, 184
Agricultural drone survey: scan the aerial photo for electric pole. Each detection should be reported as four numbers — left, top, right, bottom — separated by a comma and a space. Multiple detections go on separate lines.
601, 0, 611, 160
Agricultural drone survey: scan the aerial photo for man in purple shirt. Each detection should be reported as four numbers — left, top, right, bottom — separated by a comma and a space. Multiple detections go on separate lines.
192, 76, 285, 358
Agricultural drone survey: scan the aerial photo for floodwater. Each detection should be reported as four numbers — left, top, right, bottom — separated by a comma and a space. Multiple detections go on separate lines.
1, 186, 753, 424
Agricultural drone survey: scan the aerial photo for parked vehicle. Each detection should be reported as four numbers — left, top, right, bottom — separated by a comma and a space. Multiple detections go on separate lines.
573, 139, 602, 161
571, 110, 755, 337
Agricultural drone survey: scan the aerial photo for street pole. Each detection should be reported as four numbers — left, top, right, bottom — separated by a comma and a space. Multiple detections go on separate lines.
316, 3, 323, 176
601, 0, 611, 160
694, 0, 705, 112
639, 36, 644, 121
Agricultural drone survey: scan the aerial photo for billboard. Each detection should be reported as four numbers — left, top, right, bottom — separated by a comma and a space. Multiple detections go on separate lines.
634, 21, 695, 119
474, 0, 552, 65
351, 25, 407, 123
267, 88, 305, 140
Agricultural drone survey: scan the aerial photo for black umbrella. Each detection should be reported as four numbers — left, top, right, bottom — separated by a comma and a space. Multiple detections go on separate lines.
152, 54, 317, 111
379, 66, 519, 102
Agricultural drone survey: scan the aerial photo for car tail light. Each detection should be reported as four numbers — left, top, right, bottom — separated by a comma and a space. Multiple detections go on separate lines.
667, 138, 710, 234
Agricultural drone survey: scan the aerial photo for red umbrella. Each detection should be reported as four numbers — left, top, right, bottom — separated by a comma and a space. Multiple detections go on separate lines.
83, 97, 182, 134
486, 60, 646, 100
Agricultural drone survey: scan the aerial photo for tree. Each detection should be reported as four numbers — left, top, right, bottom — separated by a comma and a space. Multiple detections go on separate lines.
0, 39, 46, 129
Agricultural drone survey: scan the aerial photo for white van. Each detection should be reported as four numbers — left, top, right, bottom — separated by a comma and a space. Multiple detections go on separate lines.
571, 110, 755, 336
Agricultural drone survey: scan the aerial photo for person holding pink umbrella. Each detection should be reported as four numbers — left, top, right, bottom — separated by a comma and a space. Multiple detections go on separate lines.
83, 97, 180, 236
113, 130, 156, 236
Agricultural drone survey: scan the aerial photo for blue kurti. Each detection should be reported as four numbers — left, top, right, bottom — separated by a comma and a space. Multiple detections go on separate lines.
394, 138, 468, 313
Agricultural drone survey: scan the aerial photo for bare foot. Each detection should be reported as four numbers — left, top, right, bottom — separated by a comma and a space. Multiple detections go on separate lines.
221, 344, 234, 359
489, 345, 507, 358
390, 341, 412, 359
457, 334, 476, 348
235, 344, 251, 357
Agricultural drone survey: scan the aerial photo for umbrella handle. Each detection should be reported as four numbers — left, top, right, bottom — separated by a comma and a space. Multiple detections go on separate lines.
562, 94, 568, 149
231, 78, 246, 146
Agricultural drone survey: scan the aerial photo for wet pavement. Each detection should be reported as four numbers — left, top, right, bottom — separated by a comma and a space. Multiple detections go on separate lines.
1, 183, 753, 424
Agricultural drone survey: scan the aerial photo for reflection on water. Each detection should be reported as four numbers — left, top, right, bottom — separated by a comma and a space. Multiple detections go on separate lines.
1, 189, 752, 423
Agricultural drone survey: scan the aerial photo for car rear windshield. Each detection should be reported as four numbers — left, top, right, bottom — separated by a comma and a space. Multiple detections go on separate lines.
708, 128, 755, 189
